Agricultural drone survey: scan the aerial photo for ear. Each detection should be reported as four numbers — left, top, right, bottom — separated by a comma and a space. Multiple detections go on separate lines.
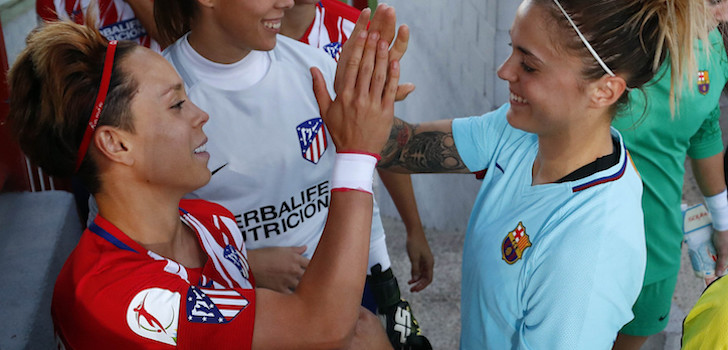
589, 75, 627, 108
93, 126, 135, 167
196, 0, 214, 9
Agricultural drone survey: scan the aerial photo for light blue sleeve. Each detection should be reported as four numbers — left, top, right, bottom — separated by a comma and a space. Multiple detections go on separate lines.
517, 187, 646, 349
451, 103, 510, 172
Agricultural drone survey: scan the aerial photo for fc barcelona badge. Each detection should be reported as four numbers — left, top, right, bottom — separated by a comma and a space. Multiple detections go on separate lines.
698, 70, 710, 95
297, 118, 328, 164
502, 222, 531, 265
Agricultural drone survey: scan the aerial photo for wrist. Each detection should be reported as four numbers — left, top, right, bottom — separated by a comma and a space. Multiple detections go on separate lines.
705, 189, 728, 231
331, 152, 378, 194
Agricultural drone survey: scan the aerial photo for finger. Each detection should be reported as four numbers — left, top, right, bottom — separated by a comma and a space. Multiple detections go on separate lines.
382, 60, 401, 107
394, 83, 416, 102
369, 4, 395, 45
355, 31, 380, 98
369, 39, 389, 97
336, 8, 371, 91
311, 67, 332, 118
342, 29, 369, 96
292, 245, 307, 255
389, 24, 409, 63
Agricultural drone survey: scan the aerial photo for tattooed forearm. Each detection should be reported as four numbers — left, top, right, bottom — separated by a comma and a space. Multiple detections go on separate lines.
379, 117, 413, 165
379, 118, 466, 173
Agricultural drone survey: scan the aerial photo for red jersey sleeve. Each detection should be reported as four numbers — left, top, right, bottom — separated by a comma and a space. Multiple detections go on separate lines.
52, 204, 256, 349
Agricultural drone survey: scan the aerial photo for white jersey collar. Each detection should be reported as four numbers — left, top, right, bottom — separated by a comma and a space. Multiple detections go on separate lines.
178, 33, 271, 91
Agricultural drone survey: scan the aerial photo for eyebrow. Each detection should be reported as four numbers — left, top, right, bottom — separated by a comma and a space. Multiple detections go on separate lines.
516, 45, 544, 65
161, 83, 184, 97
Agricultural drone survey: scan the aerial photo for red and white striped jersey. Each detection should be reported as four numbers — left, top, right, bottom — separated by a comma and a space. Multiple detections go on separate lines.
299, 0, 360, 61
36, 0, 160, 52
52, 199, 256, 349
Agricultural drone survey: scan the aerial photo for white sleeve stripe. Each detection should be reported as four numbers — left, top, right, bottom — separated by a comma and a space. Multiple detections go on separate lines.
183, 213, 235, 288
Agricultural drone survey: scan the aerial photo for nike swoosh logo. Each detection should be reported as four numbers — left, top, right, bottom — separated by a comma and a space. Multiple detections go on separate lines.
658, 313, 668, 322
211, 163, 228, 175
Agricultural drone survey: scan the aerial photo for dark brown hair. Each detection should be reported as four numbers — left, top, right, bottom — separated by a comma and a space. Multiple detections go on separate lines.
7, 21, 138, 193
155, 0, 198, 47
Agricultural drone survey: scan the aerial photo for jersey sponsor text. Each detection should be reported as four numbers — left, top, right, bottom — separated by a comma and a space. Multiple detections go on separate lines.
234, 181, 330, 241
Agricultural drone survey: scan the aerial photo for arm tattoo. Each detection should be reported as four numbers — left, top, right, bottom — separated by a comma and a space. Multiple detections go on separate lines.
379, 119, 466, 173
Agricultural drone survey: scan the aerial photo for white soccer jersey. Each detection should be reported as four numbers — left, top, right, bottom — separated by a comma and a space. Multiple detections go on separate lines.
164, 35, 388, 267
452, 104, 646, 349
36, 0, 160, 52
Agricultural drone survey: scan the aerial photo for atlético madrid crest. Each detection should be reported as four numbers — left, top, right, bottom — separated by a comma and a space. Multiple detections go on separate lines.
698, 70, 710, 95
297, 118, 328, 164
502, 222, 531, 265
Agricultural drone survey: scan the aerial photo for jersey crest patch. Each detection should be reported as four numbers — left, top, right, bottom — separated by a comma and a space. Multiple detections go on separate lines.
297, 118, 328, 164
698, 70, 710, 95
502, 222, 531, 264
126, 288, 180, 346
223, 244, 250, 280
186, 286, 249, 324
323, 42, 343, 61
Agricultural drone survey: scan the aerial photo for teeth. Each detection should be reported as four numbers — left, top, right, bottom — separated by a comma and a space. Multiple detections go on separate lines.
194, 144, 206, 154
510, 92, 528, 104
264, 22, 281, 30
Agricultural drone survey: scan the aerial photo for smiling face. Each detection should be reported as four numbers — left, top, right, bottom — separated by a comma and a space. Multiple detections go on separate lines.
208, 0, 295, 54
123, 48, 212, 193
496, 0, 595, 137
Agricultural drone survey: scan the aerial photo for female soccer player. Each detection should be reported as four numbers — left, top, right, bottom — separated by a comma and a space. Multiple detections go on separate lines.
7, 15, 398, 348
153, 1, 430, 348
375, 0, 711, 348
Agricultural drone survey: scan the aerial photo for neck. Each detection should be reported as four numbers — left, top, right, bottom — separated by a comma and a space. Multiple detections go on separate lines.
532, 120, 614, 185
280, 4, 317, 40
188, 19, 251, 64
95, 176, 205, 268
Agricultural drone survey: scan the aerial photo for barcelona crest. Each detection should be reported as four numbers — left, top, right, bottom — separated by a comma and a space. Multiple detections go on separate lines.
502, 222, 531, 265
698, 70, 710, 95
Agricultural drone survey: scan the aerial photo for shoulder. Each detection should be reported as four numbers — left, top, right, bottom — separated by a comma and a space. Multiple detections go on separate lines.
452, 104, 530, 151
274, 35, 337, 74
320, 0, 361, 22
180, 199, 235, 220
275, 35, 336, 64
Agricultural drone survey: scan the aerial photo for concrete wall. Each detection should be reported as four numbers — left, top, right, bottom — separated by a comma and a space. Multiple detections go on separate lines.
0, 0, 37, 67
373, 0, 519, 231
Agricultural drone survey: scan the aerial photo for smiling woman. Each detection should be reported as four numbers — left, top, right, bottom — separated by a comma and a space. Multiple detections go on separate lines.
375, 0, 711, 348
6, 14, 400, 349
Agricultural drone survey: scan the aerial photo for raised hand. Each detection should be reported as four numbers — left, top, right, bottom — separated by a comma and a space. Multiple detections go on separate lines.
311, 21, 400, 155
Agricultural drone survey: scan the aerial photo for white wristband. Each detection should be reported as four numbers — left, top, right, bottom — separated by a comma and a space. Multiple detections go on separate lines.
331, 152, 378, 194
705, 189, 728, 231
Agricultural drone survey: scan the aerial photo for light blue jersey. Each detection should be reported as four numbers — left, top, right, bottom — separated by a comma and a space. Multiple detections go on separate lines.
452, 104, 646, 349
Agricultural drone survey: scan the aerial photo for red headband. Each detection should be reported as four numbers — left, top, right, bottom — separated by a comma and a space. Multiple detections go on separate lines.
75, 40, 118, 172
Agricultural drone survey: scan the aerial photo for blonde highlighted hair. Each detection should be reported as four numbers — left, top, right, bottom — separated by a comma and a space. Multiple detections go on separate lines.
541, 0, 711, 112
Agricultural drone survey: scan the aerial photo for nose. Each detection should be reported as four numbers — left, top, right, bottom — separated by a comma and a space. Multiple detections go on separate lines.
276, 0, 294, 10
191, 101, 209, 127
497, 54, 516, 83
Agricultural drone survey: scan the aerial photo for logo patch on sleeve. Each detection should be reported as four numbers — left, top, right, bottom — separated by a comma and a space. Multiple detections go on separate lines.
502, 222, 531, 264
223, 244, 250, 279
698, 70, 710, 95
126, 288, 180, 345
186, 286, 249, 324
297, 118, 328, 164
